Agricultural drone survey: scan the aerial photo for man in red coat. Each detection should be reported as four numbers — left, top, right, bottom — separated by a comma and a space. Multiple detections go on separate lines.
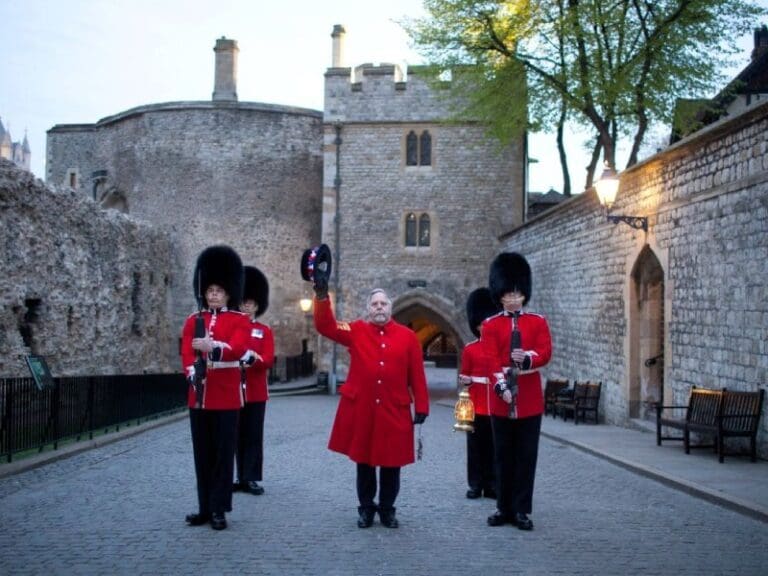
234, 266, 275, 496
312, 283, 429, 529
458, 287, 499, 500
481, 252, 552, 531
181, 245, 250, 531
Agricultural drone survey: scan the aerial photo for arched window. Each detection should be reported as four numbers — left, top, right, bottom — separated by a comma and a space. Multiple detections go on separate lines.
406, 131, 418, 166
404, 129, 433, 167
404, 212, 432, 248
418, 213, 430, 246
419, 131, 432, 166
405, 212, 418, 246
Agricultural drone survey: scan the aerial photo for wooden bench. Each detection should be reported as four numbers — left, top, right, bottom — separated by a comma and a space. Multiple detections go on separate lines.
543, 378, 569, 416
554, 381, 602, 424
656, 387, 764, 462
717, 389, 764, 462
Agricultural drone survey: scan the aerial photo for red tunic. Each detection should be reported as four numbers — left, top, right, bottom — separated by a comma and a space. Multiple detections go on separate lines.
242, 320, 275, 403
181, 309, 250, 410
458, 339, 495, 416
480, 311, 552, 419
314, 297, 430, 467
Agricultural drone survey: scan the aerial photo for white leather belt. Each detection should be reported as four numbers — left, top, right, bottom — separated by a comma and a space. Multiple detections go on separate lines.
502, 367, 539, 376
465, 376, 489, 384
209, 361, 240, 369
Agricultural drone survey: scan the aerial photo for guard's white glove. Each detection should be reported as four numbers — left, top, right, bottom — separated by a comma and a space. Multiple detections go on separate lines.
192, 336, 214, 354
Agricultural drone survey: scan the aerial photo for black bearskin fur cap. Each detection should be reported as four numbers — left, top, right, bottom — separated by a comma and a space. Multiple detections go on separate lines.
243, 266, 269, 318
488, 252, 531, 306
193, 245, 244, 309
466, 287, 499, 338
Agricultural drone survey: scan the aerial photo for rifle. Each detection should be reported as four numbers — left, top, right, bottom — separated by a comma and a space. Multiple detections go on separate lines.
506, 310, 521, 419
192, 271, 207, 408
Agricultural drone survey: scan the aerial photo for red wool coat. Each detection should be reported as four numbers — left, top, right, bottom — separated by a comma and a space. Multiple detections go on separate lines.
242, 319, 275, 403
480, 311, 552, 419
314, 297, 430, 467
458, 339, 495, 416
181, 309, 250, 410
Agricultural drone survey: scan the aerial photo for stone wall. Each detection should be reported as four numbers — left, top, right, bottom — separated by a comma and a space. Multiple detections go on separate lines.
0, 159, 173, 377
47, 102, 324, 368
500, 101, 768, 456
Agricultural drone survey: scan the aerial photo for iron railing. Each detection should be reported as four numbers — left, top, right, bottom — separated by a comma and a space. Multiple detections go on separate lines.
1, 351, 315, 463
0, 373, 188, 463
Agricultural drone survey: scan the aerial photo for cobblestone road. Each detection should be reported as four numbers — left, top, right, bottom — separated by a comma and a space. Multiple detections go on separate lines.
1, 394, 766, 575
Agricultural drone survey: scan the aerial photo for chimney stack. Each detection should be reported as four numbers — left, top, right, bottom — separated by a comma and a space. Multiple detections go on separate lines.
752, 24, 768, 61
331, 25, 346, 68
213, 37, 239, 102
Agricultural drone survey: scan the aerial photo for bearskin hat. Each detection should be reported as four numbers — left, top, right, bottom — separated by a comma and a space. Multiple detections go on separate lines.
488, 252, 531, 306
466, 287, 499, 338
243, 265, 269, 317
193, 245, 244, 309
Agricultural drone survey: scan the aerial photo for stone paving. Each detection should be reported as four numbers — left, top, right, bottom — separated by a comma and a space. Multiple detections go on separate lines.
1, 394, 767, 575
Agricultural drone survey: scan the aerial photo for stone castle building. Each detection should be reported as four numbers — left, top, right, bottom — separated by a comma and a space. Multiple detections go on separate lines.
4, 25, 766, 456
0, 117, 31, 171
44, 30, 525, 375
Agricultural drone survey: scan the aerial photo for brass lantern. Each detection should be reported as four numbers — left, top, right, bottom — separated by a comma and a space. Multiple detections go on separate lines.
453, 388, 475, 433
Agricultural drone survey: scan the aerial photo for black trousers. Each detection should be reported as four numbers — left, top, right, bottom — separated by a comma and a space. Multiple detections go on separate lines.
190, 408, 238, 515
466, 414, 495, 492
356, 463, 401, 512
491, 413, 542, 516
236, 401, 266, 483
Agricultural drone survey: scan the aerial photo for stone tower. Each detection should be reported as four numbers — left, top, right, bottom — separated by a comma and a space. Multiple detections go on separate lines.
47, 39, 323, 370
320, 25, 526, 379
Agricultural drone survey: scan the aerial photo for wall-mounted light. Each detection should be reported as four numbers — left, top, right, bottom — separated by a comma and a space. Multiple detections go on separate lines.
595, 163, 647, 232
299, 298, 313, 314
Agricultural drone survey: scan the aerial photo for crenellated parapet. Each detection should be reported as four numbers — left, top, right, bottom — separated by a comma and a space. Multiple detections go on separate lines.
325, 63, 456, 123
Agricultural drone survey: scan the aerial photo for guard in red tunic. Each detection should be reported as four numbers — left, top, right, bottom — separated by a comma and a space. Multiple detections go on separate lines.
234, 265, 275, 496
312, 284, 429, 529
458, 287, 499, 500
181, 245, 249, 531
482, 252, 552, 531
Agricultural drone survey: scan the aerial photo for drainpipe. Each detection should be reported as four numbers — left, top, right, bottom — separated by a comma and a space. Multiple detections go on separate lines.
330, 121, 343, 395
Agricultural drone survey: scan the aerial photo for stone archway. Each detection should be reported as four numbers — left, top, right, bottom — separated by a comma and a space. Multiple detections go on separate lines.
628, 246, 665, 420
392, 296, 461, 368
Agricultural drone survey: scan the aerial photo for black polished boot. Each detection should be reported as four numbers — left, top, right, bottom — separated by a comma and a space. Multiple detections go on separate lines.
378, 507, 399, 529
185, 512, 210, 526
357, 506, 375, 528
210, 512, 227, 530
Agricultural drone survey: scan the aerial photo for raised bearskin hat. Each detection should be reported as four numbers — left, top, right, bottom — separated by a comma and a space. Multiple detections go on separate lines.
300, 244, 332, 283
466, 287, 499, 338
489, 252, 531, 306
193, 245, 244, 309
243, 265, 269, 318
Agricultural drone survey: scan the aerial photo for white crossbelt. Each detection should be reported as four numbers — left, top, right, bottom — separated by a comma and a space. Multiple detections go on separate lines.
208, 361, 241, 369
459, 376, 490, 384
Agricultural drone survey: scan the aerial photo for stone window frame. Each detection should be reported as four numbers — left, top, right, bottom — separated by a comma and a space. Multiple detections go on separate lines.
401, 210, 437, 253
403, 126, 435, 170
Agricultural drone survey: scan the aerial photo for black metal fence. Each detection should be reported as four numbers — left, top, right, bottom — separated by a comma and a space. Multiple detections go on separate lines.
1, 351, 315, 464
0, 373, 188, 463
268, 352, 314, 383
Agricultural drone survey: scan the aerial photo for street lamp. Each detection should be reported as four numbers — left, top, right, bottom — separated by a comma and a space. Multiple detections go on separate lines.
595, 163, 648, 232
